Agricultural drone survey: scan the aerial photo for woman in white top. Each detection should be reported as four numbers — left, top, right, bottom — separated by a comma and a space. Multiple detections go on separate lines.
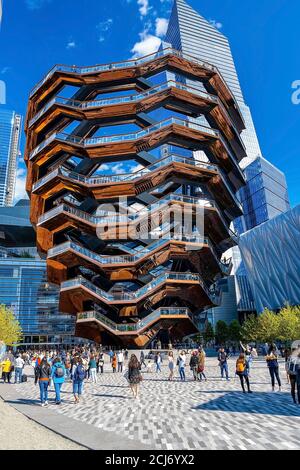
168, 351, 174, 381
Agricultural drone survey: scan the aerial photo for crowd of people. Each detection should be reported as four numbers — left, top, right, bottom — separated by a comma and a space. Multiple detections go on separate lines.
0, 342, 300, 406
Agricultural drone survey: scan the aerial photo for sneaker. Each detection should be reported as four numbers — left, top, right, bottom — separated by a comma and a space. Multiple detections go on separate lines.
45, 401, 49, 405
41, 403, 45, 407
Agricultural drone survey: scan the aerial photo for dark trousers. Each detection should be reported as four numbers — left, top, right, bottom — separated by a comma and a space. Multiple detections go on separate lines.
3, 372, 11, 383
269, 367, 281, 387
238, 373, 250, 392
118, 362, 123, 372
290, 375, 300, 403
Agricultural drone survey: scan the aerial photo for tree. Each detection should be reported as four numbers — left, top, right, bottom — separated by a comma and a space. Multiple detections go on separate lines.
228, 320, 241, 343
277, 305, 300, 344
0, 305, 22, 345
241, 314, 259, 342
203, 322, 214, 345
256, 308, 280, 343
215, 320, 229, 346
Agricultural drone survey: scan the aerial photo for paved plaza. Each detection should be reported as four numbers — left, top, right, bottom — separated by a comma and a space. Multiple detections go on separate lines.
1, 356, 300, 450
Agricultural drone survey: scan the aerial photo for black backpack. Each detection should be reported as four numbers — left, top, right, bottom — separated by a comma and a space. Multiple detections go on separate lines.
75, 364, 86, 381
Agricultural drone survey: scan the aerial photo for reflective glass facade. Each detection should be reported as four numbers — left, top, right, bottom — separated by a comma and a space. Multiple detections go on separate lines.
0, 255, 75, 345
235, 156, 290, 234
0, 109, 22, 206
240, 205, 300, 313
164, 0, 262, 165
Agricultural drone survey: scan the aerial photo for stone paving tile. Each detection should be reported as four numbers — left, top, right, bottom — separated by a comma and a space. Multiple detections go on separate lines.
13, 357, 300, 450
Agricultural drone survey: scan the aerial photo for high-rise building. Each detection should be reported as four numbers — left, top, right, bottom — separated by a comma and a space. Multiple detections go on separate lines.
0, 109, 22, 206
164, 0, 262, 166
24, 47, 246, 347
234, 156, 290, 234
0, 200, 76, 346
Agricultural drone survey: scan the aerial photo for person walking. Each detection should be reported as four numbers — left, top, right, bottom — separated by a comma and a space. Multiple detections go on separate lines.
127, 354, 142, 399
236, 353, 252, 393
112, 353, 117, 373
198, 346, 207, 381
14, 354, 25, 384
140, 351, 147, 368
189, 351, 198, 381
266, 349, 282, 392
287, 348, 300, 404
168, 351, 175, 381
98, 353, 104, 374
35, 357, 52, 406
89, 354, 98, 383
72, 358, 86, 404
117, 350, 124, 373
178, 351, 186, 381
108, 349, 114, 363
1, 357, 12, 383
218, 348, 230, 381
155, 352, 162, 373
51, 357, 66, 405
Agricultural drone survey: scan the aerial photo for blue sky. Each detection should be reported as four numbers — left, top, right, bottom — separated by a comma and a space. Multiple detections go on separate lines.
0, 0, 299, 206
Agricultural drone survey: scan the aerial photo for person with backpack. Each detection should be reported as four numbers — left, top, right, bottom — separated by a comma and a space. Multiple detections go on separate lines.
266, 349, 282, 392
287, 348, 300, 404
35, 357, 52, 406
236, 353, 252, 393
218, 348, 230, 381
72, 358, 86, 404
51, 357, 66, 405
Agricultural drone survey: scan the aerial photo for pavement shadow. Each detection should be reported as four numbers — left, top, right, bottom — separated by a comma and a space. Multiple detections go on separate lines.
192, 391, 300, 417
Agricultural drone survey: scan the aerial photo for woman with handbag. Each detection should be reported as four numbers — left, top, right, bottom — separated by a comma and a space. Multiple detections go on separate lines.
128, 354, 142, 399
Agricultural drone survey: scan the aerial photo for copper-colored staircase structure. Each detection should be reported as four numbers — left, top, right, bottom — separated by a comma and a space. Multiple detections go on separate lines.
25, 48, 245, 348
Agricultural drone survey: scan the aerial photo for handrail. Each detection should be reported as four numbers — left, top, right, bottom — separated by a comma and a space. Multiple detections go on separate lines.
32, 154, 218, 191
38, 193, 217, 225
77, 307, 193, 333
61, 272, 213, 302
30, 48, 218, 98
29, 80, 218, 127
29, 117, 220, 160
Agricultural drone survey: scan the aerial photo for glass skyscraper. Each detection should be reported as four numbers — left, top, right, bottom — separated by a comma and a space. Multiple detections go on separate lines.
235, 156, 290, 234
164, 0, 262, 166
0, 109, 22, 206
0, 201, 76, 346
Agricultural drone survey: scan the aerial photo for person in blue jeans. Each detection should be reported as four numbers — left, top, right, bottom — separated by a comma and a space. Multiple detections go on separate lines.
155, 353, 162, 373
51, 357, 66, 405
72, 358, 86, 404
35, 357, 52, 406
218, 348, 230, 381
178, 352, 186, 381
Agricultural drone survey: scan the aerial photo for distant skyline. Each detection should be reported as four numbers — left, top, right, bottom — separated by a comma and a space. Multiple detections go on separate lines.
0, 0, 299, 206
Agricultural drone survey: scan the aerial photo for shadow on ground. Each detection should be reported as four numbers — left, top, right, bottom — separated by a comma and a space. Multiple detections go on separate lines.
192, 391, 300, 417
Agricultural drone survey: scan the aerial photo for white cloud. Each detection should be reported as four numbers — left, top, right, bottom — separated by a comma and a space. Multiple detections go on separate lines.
97, 18, 113, 32
155, 17, 168, 37
131, 30, 161, 58
14, 168, 28, 203
66, 40, 76, 50
96, 18, 113, 43
138, 0, 150, 17
0, 66, 11, 75
209, 19, 223, 30
25, 0, 51, 10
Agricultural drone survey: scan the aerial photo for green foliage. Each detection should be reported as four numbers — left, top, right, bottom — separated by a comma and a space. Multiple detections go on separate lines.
228, 320, 241, 342
215, 320, 229, 345
241, 305, 300, 344
0, 304, 23, 345
202, 322, 214, 345
241, 314, 260, 342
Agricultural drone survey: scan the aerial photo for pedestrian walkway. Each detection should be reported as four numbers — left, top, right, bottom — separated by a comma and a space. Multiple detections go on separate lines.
1, 357, 300, 450
0, 397, 84, 450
